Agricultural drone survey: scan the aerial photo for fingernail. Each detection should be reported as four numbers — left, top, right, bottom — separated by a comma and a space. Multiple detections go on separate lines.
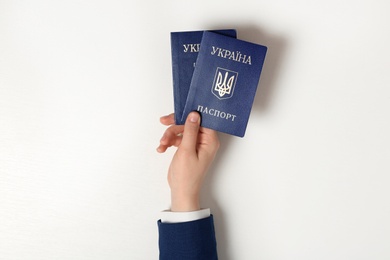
189, 112, 199, 123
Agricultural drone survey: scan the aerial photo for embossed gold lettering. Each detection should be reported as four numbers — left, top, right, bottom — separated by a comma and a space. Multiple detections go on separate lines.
197, 105, 237, 122
210, 46, 252, 65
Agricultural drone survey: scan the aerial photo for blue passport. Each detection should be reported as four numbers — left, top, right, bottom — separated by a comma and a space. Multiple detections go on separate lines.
181, 31, 267, 137
170, 29, 237, 124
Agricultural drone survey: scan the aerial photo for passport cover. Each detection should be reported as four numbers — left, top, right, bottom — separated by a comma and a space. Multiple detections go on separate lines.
171, 29, 237, 124
181, 31, 267, 137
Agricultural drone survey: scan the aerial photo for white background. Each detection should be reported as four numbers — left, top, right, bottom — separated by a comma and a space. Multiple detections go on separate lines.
1, 1, 390, 259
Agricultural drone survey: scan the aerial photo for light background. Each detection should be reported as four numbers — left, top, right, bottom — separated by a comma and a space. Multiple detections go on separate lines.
1, 1, 389, 259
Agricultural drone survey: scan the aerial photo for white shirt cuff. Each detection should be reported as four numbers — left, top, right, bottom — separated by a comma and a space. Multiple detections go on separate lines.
160, 208, 211, 223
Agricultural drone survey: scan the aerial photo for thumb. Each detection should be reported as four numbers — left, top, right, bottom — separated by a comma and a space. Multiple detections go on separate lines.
181, 112, 201, 152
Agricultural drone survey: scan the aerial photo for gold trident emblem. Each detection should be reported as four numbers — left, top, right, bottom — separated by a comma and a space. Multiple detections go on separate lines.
215, 71, 235, 97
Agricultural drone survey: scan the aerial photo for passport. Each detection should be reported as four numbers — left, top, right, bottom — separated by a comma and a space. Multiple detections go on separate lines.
181, 31, 267, 137
170, 29, 237, 124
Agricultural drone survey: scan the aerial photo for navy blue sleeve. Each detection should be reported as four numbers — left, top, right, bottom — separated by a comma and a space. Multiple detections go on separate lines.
157, 215, 218, 260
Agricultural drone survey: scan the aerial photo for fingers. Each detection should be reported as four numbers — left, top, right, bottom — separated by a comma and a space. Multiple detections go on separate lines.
156, 124, 184, 153
157, 113, 180, 153
157, 112, 219, 156
199, 127, 219, 146
160, 113, 175, 126
180, 112, 201, 153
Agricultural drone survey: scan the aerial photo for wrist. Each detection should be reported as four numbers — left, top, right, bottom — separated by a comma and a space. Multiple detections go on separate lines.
170, 192, 200, 212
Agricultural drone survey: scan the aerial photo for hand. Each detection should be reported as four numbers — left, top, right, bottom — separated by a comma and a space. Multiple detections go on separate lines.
157, 112, 220, 212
